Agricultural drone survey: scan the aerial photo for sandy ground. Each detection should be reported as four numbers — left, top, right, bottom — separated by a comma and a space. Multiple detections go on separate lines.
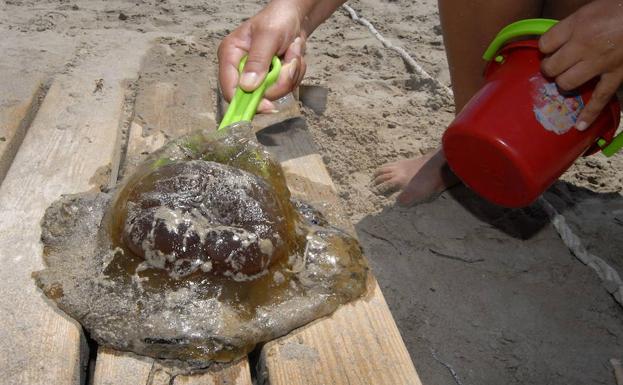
1, 0, 622, 384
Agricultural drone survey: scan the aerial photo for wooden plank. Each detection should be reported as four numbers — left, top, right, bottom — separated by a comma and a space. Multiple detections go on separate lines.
258, 119, 423, 385
0, 28, 78, 186
94, 348, 254, 385
0, 77, 47, 185
121, 38, 218, 177
93, 348, 153, 385
94, 352, 252, 385
173, 361, 253, 385
93, 38, 252, 385
0, 32, 153, 385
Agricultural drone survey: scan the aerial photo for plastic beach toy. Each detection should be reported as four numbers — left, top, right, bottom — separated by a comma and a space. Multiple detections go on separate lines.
218, 56, 282, 129
442, 19, 622, 208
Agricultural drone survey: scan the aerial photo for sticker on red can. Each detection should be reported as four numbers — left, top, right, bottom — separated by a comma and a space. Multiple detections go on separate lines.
530, 74, 584, 135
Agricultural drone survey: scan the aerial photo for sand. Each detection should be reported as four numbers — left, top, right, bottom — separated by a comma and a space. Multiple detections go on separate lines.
1, 0, 622, 384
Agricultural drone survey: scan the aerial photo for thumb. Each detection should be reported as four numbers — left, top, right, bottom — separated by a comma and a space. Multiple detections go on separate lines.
239, 30, 282, 92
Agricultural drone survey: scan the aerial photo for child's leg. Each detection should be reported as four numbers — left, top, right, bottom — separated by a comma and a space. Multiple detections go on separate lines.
374, 0, 544, 205
441, 0, 595, 112
439, 0, 545, 112
542, 0, 593, 20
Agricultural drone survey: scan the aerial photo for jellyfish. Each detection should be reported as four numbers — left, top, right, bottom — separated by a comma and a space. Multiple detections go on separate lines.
33, 123, 368, 368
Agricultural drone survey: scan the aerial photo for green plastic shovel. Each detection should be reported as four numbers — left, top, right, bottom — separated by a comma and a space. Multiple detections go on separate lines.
219, 56, 282, 130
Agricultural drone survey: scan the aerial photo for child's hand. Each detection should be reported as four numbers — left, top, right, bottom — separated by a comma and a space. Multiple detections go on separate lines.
539, 0, 623, 131
218, 1, 307, 113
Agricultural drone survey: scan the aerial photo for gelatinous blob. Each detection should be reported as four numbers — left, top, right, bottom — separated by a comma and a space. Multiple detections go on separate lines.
33, 123, 368, 369
122, 160, 289, 279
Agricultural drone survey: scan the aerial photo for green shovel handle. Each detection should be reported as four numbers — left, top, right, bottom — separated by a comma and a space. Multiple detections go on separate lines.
483, 18, 558, 61
218, 56, 282, 130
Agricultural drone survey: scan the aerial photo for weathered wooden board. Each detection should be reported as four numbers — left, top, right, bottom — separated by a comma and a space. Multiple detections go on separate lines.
173, 361, 253, 385
92, 38, 253, 385
92, 348, 154, 385
0, 29, 78, 186
258, 118, 423, 385
0, 32, 154, 385
0, 77, 46, 185
94, 348, 253, 385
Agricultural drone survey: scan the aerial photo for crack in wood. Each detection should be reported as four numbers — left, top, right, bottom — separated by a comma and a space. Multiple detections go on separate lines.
110, 79, 140, 188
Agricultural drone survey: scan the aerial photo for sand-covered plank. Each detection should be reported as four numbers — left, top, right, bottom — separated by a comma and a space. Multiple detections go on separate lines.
0, 29, 79, 186
258, 119, 422, 385
120, 37, 218, 177
0, 32, 155, 385
0, 77, 46, 185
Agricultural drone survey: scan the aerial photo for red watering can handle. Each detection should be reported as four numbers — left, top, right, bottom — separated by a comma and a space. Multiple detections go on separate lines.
482, 18, 558, 61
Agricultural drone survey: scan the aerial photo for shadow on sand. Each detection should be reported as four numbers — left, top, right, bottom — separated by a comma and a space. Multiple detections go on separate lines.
354, 181, 623, 385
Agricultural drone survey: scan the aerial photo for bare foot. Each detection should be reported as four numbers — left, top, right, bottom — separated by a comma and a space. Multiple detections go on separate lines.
372, 147, 459, 206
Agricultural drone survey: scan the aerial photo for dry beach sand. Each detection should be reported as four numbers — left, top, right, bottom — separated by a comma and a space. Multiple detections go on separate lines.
1, 0, 622, 384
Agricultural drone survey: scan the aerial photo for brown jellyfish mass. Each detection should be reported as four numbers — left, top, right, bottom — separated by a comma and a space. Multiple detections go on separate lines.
33, 123, 368, 367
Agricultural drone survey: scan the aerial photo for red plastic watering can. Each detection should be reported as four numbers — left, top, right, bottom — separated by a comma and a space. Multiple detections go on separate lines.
442, 19, 622, 208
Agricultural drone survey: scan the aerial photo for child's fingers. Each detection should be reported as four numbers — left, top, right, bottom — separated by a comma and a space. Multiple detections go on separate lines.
373, 171, 394, 185
554, 60, 597, 91
264, 58, 300, 100
288, 37, 307, 89
575, 72, 622, 130
240, 27, 283, 92
294, 40, 307, 88
540, 41, 583, 79
539, 17, 573, 55
283, 36, 305, 65
257, 98, 277, 114
294, 59, 307, 88
218, 62, 239, 103
217, 36, 248, 102
264, 37, 306, 100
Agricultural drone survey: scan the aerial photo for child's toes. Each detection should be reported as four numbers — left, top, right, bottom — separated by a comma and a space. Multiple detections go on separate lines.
373, 180, 400, 196
373, 171, 394, 185
372, 165, 394, 178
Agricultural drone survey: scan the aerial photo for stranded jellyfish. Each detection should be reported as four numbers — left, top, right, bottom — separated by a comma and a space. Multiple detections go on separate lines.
122, 160, 290, 279
34, 123, 368, 367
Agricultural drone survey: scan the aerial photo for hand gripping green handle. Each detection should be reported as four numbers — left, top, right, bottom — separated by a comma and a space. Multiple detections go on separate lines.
218, 56, 282, 130
483, 18, 623, 157
482, 18, 558, 61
